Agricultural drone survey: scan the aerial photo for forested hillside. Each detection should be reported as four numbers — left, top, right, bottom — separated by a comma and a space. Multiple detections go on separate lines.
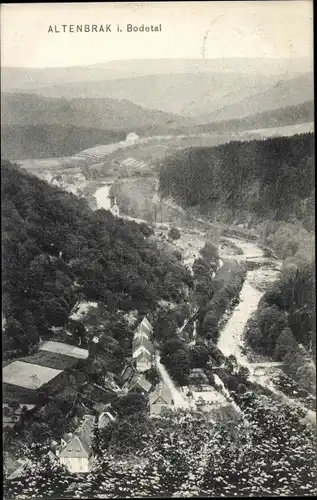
246, 261, 316, 391
1, 125, 126, 160
159, 133, 314, 227
1, 93, 190, 130
2, 161, 192, 358
191, 100, 313, 131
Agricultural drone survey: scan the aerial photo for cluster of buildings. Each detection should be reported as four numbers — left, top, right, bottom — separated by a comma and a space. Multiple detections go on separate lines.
4, 309, 235, 479
121, 317, 155, 395
3, 340, 89, 408
4, 316, 175, 477
50, 317, 173, 474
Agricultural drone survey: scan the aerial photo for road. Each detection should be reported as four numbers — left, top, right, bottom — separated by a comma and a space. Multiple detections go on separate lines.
155, 353, 192, 410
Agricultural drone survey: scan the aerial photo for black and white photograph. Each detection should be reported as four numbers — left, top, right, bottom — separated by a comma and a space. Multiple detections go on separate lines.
1, 1, 315, 498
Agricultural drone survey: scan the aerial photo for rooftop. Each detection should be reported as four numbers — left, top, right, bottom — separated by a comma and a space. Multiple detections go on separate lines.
133, 317, 153, 341
129, 374, 152, 393
59, 415, 95, 459
134, 349, 152, 362
39, 341, 89, 360
150, 384, 173, 405
3, 361, 63, 390
98, 411, 116, 429
132, 337, 153, 355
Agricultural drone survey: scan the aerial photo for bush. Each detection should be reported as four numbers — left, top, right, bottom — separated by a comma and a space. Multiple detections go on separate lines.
173, 249, 183, 261
139, 222, 154, 237
112, 392, 148, 417
168, 227, 181, 240
200, 241, 219, 263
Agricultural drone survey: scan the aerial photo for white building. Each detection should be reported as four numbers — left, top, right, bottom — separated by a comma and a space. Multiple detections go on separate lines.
58, 415, 95, 473
110, 202, 120, 217
133, 317, 153, 341
150, 384, 173, 415
132, 317, 154, 371
125, 132, 139, 145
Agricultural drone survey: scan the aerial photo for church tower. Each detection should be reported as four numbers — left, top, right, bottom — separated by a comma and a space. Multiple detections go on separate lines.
110, 196, 120, 217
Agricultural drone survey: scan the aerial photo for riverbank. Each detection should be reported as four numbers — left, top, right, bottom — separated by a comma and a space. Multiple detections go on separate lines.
216, 236, 315, 422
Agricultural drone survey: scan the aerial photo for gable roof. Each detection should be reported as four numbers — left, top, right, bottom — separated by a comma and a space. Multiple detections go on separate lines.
150, 385, 173, 405
134, 349, 152, 363
129, 374, 152, 393
93, 402, 111, 413
59, 415, 94, 458
133, 330, 149, 341
134, 317, 153, 339
98, 411, 116, 429
132, 337, 153, 355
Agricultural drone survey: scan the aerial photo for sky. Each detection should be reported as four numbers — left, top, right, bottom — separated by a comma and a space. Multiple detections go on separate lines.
1, 1, 313, 68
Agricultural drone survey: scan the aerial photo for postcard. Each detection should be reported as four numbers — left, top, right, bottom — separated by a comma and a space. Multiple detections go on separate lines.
2, 1, 315, 498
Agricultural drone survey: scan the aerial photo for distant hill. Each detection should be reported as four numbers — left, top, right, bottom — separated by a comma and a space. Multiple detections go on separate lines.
189, 100, 314, 132
18, 72, 282, 116
1, 125, 126, 160
2, 57, 311, 92
103, 57, 312, 76
1, 92, 191, 130
196, 73, 313, 122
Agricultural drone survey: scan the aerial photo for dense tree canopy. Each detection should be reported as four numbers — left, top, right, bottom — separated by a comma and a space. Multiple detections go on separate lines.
159, 133, 314, 228
2, 160, 192, 357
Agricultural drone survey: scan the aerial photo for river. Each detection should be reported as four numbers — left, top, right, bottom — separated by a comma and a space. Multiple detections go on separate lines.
94, 183, 111, 210
91, 179, 315, 421
217, 237, 281, 362
217, 237, 316, 422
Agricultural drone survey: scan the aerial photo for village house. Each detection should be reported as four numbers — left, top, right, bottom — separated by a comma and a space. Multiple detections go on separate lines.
98, 410, 116, 430
92, 402, 117, 429
125, 132, 139, 145
123, 373, 152, 395
134, 316, 153, 340
191, 386, 230, 412
150, 384, 173, 415
132, 336, 153, 357
57, 415, 95, 473
3, 360, 67, 405
134, 349, 153, 372
132, 317, 154, 372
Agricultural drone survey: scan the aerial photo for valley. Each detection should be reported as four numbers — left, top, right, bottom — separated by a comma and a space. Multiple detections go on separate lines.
2, 44, 315, 497
25, 147, 314, 422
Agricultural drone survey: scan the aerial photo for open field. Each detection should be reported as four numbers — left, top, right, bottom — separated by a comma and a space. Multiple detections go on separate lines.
3, 360, 63, 390
39, 340, 89, 359
244, 120, 314, 138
